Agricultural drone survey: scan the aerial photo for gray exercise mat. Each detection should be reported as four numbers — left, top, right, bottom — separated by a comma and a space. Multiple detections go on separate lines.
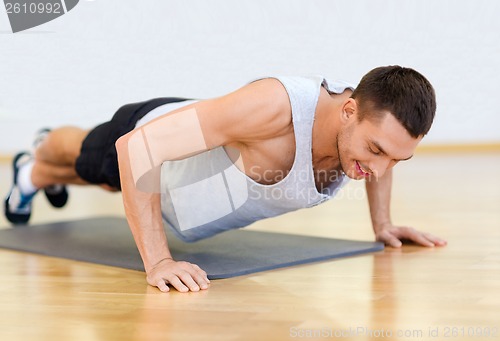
0, 217, 384, 279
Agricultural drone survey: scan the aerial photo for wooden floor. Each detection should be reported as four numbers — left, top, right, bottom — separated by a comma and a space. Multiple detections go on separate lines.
0, 152, 499, 341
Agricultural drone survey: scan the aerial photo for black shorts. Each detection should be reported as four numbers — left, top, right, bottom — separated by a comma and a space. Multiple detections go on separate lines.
75, 97, 190, 190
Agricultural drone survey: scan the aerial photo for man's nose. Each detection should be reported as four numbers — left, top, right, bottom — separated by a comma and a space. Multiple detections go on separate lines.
368, 157, 392, 179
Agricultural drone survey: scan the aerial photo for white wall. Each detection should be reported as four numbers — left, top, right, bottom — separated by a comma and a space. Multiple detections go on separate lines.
1, 0, 499, 154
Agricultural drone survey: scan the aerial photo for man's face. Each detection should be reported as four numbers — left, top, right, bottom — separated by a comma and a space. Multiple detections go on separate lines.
337, 112, 422, 180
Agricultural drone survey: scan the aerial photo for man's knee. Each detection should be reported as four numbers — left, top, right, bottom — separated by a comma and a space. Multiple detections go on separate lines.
41, 127, 88, 165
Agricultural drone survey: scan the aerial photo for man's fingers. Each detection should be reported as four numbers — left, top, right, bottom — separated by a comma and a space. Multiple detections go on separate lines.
192, 264, 211, 283
177, 262, 210, 290
154, 273, 206, 293
393, 227, 435, 247
156, 280, 170, 293
165, 275, 190, 293
147, 260, 210, 293
191, 264, 211, 288
408, 231, 434, 247
191, 271, 210, 290
423, 232, 448, 246
377, 230, 402, 248
167, 271, 210, 292
377, 226, 447, 249
388, 236, 403, 248
176, 271, 202, 292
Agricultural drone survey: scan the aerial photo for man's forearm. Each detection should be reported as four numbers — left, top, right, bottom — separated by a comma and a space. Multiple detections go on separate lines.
116, 135, 172, 272
365, 168, 393, 232
123, 191, 172, 272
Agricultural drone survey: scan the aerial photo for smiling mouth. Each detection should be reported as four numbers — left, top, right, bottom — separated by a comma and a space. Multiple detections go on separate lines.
355, 161, 371, 177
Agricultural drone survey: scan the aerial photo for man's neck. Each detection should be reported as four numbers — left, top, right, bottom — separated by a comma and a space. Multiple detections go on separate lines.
312, 88, 348, 165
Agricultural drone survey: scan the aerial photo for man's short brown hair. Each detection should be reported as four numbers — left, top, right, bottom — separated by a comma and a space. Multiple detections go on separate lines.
351, 65, 436, 138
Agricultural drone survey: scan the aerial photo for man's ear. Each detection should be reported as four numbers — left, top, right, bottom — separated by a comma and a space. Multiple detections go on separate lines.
341, 98, 358, 123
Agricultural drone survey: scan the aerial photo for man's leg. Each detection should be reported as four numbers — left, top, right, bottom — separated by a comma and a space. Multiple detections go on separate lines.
5, 97, 180, 224
32, 126, 89, 188
4, 126, 96, 224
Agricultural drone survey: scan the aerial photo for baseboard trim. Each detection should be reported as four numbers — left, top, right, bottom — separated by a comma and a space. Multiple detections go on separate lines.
0, 155, 10, 163
0, 143, 499, 164
416, 143, 500, 153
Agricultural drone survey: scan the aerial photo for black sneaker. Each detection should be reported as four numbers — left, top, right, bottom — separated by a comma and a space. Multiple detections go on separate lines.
33, 128, 69, 209
44, 185, 68, 208
4, 152, 37, 225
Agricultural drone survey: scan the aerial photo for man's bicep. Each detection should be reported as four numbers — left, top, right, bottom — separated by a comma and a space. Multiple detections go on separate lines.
139, 107, 209, 165
123, 104, 223, 190
132, 76, 290, 162
121, 77, 289, 191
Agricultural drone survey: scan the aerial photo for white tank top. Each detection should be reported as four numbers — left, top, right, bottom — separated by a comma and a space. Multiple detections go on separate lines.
139, 76, 355, 242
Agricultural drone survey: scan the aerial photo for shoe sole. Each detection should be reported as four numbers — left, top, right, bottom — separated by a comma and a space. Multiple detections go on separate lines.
34, 128, 69, 209
4, 152, 32, 225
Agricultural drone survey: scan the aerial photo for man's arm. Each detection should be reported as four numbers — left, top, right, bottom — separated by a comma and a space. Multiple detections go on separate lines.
365, 168, 447, 247
115, 78, 292, 292
115, 136, 209, 292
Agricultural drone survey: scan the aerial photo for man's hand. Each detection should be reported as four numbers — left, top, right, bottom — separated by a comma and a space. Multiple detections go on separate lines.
374, 223, 448, 248
146, 258, 211, 293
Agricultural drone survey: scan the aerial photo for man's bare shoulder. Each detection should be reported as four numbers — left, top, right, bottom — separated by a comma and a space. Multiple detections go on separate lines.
194, 77, 293, 146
